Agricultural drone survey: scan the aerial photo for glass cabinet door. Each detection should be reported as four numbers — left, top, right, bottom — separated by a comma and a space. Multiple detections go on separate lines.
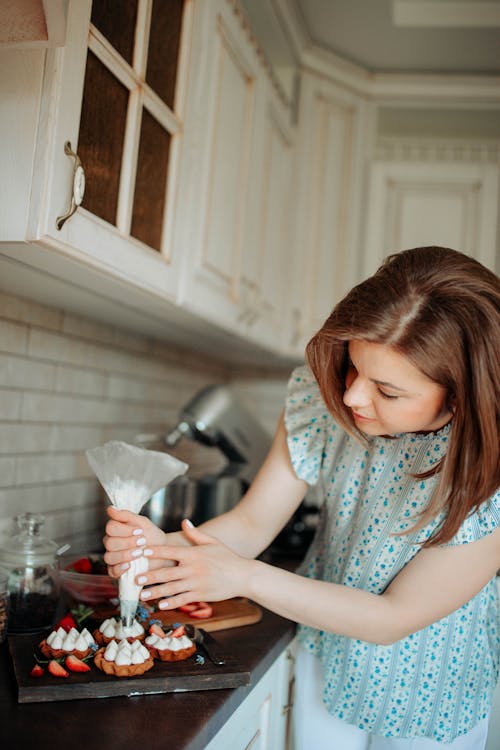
78, 0, 187, 253
24, 0, 196, 307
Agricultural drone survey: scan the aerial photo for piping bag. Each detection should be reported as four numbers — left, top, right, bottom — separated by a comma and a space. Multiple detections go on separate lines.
86, 440, 188, 627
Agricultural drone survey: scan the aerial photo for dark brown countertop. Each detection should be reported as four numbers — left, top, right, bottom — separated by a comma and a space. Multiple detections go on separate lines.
0, 608, 296, 750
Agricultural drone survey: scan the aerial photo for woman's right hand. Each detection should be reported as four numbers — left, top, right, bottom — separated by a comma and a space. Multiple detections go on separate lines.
103, 506, 174, 578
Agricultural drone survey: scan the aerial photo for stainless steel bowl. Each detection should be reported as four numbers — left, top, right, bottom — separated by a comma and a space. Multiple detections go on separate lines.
142, 477, 199, 532
142, 475, 244, 531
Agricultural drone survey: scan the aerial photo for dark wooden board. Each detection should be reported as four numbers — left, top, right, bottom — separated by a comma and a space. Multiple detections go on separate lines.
8, 634, 251, 704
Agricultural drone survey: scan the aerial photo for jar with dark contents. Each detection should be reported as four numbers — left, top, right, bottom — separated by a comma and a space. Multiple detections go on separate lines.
0, 513, 61, 634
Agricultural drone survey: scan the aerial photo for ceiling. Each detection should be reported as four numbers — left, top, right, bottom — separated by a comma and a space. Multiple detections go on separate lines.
293, 0, 500, 75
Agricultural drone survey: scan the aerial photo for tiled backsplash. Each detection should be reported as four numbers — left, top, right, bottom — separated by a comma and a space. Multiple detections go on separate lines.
0, 291, 292, 553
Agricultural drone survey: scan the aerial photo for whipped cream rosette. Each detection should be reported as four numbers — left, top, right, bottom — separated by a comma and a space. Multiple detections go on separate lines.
86, 441, 188, 626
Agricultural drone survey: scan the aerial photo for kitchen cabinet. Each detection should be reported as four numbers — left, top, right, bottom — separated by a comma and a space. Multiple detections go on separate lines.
285, 71, 369, 354
174, 0, 294, 350
0, 0, 297, 364
2, 0, 192, 301
204, 638, 297, 750
362, 161, 500, 277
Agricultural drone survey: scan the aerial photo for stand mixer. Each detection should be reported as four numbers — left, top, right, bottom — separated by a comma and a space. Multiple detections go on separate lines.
165, 384, 271, 485
142, 384, 272, 530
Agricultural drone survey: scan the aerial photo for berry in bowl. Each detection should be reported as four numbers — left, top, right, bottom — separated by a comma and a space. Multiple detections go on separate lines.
59, 554, 118, 605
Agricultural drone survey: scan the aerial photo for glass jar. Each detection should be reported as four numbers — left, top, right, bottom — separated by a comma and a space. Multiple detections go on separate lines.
0, 513, 61, 634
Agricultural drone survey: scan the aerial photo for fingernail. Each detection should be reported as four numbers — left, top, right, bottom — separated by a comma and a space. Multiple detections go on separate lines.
137, 576, 147, 584
143, 548, 153, 557
159, 600, 169, 609
120, 562, 130, 571
132, 528, 142, 536
136, 537, 146, 546
141, 590, 151, 600
185, 519, 194, 528
131, 549, 143, 558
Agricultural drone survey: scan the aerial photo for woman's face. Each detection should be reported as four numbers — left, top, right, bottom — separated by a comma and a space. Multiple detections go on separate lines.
343, 340, 452, 436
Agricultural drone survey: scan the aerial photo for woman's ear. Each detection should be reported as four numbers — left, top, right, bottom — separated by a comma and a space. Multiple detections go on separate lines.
446, 393, 457, 414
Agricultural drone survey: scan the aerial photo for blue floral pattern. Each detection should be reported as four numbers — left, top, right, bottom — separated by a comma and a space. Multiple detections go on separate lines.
285, 365, 500, 743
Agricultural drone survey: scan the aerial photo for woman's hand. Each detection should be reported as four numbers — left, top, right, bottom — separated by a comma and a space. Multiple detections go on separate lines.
137, 520, 254, 609
103, 506, 175, 578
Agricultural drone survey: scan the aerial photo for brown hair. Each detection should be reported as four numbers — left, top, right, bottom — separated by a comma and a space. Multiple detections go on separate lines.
306, 246, 500, 545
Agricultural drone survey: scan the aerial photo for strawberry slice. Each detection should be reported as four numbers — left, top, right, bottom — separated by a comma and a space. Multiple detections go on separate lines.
48, 660, 69, 678
149, 623, 166, 638
30, 664, 44, 677
65, 654, 91, 673
177, 603, 199, 613
190, 603, 214, 619
170, 625, 185, 638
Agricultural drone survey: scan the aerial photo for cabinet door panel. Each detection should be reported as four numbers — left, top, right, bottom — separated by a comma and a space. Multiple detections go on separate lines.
289, 73, 367, 354
242, 96, 293, 349
78, 49, 129, 225
199, 16, 255, 300
363, 162, 500, 276
308, 99, 355, 326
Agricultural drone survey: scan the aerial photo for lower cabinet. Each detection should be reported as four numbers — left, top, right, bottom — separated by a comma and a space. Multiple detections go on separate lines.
205, 638, 297, 750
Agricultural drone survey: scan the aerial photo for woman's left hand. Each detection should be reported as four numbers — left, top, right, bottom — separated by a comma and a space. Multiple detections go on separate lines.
137, 519, 253, 609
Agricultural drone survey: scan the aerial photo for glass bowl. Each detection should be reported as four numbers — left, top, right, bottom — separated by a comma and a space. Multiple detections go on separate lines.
59, 554, 118, 605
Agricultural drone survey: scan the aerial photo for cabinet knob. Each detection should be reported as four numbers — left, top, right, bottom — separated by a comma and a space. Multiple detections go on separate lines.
56, 141, 86, 230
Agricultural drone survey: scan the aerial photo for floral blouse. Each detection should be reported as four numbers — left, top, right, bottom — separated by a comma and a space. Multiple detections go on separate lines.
284, 365, 500, 743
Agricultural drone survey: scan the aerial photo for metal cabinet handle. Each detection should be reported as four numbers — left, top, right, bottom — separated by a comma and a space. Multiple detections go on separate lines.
282, 675, 295, 715
56, 141, 85, 230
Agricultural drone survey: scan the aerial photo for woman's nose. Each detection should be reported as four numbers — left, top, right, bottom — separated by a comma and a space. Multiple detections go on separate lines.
343, 375, 371, 409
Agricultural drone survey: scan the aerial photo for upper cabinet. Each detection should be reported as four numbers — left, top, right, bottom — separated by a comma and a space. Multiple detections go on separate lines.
0, 0, 298, 363
2, 1, 497, 364
362, 160, 499, 278
173, 0, 294, 351
25, 0, 191, 301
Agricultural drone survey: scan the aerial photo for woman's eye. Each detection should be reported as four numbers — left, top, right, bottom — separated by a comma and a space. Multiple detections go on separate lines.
378, 389, 398, 400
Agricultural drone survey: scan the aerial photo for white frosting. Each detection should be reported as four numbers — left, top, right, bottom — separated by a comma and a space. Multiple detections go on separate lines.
104, 638, 150, 665
119, 555, 149, 606
98, 617, 144, 639
46, 626, 96, 652
145, 633, 193, 652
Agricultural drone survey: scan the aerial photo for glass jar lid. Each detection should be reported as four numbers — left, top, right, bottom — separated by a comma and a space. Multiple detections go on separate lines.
0, 513, 59, 567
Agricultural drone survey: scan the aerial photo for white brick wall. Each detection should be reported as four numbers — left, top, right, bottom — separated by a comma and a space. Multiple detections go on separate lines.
0, 291, 292, 553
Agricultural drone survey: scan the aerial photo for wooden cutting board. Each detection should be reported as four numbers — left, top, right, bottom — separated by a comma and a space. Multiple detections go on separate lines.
9, 632, 251, 704
153, 597, 262, 632
94, 597, 262, 632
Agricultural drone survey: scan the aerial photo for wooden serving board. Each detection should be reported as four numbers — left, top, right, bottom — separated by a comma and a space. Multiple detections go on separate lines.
9, 633, 251, 704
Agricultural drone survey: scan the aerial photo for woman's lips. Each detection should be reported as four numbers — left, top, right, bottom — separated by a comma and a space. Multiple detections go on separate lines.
352, 411, 376, 423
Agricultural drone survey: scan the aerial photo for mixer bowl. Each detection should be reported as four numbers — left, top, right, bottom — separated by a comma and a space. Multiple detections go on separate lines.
142, 475, 244, 531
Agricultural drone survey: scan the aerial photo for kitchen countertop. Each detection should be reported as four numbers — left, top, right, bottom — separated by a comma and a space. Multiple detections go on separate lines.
0, 607, 296, 750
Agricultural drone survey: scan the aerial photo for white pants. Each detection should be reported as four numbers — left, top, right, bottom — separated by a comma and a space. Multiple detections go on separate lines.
292, 647, 490, 750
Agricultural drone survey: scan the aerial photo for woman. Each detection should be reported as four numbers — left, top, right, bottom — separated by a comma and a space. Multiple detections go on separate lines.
104, 246, 500, 748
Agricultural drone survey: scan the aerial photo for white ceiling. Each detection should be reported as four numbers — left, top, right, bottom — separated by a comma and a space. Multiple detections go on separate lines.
293, 0, 500, 74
